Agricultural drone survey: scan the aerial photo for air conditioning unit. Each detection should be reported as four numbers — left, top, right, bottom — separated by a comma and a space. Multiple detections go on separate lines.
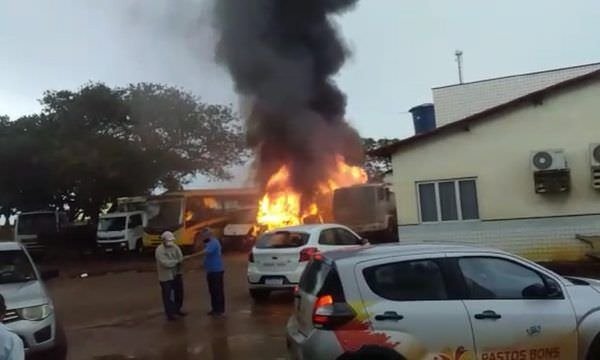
531, 150, 570, 194
591, 144, 600, 190
531, 150, 568, 172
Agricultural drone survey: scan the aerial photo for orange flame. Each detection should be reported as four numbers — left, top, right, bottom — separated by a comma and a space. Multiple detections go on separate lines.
257, 155, 367, 230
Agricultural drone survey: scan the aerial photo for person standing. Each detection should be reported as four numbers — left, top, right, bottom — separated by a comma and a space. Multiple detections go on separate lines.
155, 231, 186, 321
198, 228, 225, 316
0, 294, 24, 360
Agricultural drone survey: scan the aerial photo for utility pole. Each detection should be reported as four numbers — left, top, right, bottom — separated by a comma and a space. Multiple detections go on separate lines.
455, 50, 464, 84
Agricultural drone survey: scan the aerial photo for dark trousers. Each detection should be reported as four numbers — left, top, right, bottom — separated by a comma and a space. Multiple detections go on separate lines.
160, 274, 184, 318
206, 271, 225, 313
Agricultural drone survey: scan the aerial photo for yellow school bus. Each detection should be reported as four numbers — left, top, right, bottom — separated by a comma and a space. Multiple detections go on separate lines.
142, 188, 258, 252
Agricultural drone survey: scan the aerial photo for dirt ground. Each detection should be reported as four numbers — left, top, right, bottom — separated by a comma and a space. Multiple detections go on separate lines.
45, 253, 293, 360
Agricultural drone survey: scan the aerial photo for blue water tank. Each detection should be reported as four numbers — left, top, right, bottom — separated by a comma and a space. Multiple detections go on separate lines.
409, 103, 436, 134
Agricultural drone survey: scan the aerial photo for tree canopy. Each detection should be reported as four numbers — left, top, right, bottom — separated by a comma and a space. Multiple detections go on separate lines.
362, 137, 398, 182
0, 83, 247, 219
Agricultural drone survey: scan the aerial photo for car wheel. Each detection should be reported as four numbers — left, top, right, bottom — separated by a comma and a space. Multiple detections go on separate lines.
134, 239, 144, 253
587, 333, 600, 360
249, 289, 270, 301
338, 346, 405, 360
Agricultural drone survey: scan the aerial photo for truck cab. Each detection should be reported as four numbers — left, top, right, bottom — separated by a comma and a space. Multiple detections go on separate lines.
332, 184, 398, 243
97, 211, 146, 252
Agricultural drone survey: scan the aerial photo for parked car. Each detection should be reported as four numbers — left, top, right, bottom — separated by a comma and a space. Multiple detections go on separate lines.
247, 224, 366, 301
287, 243, 600, 360
0, 241, 66, 359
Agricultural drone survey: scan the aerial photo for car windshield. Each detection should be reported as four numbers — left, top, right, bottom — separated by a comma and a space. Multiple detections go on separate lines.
256, 231, 309, 249
0, 250, 37, 284
17, 213, 56, 235
98, 217, 126, 231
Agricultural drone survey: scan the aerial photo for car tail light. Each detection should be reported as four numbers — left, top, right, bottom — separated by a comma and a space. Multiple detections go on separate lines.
299, 247, 318, 262
312, 294, 356, 330
248, 251, 254, 263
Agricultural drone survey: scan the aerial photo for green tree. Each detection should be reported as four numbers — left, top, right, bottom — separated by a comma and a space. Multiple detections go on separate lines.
0, 83, 247, 219
362, 137, 398, 182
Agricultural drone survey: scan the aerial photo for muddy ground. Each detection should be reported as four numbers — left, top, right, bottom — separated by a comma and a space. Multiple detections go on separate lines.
45, 253, 293, 360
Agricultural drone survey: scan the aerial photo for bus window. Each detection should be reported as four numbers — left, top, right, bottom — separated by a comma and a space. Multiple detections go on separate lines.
146, 197, 183, 230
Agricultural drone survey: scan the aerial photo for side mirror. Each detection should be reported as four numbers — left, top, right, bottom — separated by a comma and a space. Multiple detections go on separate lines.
360, 238, 370, 246
522, 283, 549, 299
41, 269, 60, 281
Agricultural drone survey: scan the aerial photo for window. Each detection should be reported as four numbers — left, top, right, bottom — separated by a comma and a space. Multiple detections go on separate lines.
0, 250, 37, 284
299, 259, 331, 295
255, 231, 309, 249
98, 217, 126, 232
458, 257, 548, 299
128, 214, 143, 228
319, 229, 337, 245
334, 228, 361, 245
363, 260, 448, 301
417, 179, 479, 222
319, 228, 361, 245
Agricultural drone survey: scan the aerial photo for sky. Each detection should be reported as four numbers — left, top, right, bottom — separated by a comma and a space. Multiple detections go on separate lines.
2, 0, 600, 186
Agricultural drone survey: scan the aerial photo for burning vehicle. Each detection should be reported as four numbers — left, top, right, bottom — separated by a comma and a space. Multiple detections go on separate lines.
333, 183, 398, 242
214, 0, 370, 232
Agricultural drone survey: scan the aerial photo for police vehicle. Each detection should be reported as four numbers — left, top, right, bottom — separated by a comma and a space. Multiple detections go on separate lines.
287, 243, 600, 360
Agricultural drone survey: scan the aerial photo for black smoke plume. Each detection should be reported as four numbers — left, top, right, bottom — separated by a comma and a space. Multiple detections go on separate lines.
214, 0, 363, 206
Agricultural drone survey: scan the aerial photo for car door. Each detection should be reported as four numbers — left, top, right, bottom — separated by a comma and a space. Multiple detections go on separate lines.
126, 215, 141, 249
355, 254, 476, 358
130, 214, 143, 242
455, 255, 577, 359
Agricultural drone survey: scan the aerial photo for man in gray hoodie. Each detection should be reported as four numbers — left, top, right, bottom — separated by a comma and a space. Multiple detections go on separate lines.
155, 231, 185, 321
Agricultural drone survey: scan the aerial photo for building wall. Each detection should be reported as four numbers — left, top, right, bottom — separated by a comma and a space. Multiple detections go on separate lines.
392, 79, 600, 260
399, 215, 599, 262
433, 63, 600, 127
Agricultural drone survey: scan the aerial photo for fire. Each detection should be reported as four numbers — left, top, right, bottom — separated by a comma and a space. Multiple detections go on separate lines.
257, 155, 367, 230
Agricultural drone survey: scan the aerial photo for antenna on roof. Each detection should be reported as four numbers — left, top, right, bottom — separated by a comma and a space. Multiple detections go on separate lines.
455, 50, 464, 84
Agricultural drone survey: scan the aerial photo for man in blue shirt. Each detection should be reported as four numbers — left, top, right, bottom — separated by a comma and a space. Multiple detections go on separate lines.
198, 228, 225, 315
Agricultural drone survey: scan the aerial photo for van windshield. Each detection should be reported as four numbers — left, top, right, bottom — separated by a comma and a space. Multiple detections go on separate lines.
0, 250, 36, 284
17, 213, 56, 235
256, 231, 309, 249
98, 217, 126, 231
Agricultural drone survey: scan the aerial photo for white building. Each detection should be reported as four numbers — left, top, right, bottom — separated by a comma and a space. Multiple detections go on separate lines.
375, 63, 600, 262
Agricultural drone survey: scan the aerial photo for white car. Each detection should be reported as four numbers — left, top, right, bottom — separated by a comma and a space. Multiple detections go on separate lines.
1, 242, 66, 358
247, 224, 366, 300
287, 243, 600, 360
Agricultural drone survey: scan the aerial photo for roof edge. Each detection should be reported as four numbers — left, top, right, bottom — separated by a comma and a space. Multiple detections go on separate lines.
372, 68, 600, 157
433, 61, 600, 90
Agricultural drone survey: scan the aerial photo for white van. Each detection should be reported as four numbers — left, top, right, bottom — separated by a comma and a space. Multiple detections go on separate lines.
96, 211, 146, 252
14, 211, 68, 253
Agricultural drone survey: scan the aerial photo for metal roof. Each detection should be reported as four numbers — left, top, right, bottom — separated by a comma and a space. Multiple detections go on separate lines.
433, 62, 600, 127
